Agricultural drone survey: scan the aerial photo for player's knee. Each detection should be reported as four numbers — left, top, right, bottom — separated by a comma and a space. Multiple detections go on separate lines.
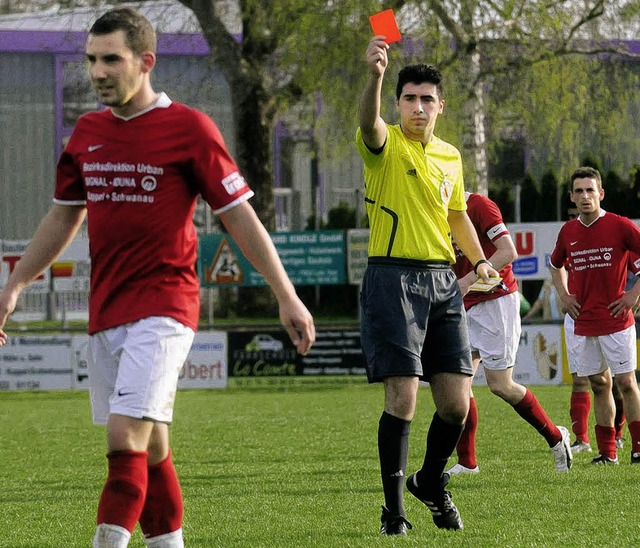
437, 401, 469, 425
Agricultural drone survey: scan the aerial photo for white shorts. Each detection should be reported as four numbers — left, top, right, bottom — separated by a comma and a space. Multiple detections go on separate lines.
88, 316, 195, 425
466, 292, 521, 371
564, 314, 580, 375
568, 323, 636, 377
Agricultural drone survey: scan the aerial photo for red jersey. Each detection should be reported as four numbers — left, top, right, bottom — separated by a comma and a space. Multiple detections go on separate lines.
55, 94, 253, 334
453, 193, 518, 310
550, 211, 640, 336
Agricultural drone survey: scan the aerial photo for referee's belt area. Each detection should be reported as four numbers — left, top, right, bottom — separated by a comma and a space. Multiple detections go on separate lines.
367, 256, 451, 269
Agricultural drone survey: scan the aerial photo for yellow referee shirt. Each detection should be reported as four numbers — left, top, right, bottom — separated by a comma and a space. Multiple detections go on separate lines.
355, 124, 466, 263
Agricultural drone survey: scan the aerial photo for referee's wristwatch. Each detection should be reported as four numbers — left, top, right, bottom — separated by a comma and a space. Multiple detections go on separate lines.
473, 259, 493, 275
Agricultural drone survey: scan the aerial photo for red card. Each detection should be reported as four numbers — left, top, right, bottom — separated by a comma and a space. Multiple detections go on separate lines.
369, 9, 402, 44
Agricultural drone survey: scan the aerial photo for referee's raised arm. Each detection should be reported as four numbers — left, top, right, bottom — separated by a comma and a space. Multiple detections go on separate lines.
358, 36, 389, 151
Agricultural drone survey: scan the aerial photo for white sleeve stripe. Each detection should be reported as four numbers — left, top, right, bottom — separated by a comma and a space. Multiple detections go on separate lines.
211, 191, 254, 215
53, 198, 86, 206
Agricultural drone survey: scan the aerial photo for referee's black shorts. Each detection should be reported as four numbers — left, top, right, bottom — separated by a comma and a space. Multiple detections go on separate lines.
360, 260, 474, 383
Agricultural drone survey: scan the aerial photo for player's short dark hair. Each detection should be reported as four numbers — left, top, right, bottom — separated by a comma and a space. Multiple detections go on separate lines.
571, 166, 602, 190
89, 7, 156, 56
396, 64, 444, 100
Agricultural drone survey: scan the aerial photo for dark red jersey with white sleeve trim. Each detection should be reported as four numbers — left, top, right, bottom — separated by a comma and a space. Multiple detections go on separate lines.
453, 193, 518, 310
55, 94, 253, 334
550, 211, 640, 336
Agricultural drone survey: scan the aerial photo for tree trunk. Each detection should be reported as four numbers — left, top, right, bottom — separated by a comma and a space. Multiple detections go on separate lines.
460, 49, 489, 196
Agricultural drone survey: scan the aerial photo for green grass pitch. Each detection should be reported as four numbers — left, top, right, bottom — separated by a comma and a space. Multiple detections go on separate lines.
0, 378, 637, 547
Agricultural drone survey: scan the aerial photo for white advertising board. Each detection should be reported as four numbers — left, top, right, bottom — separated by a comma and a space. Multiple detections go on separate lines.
0, 334, 75, 390
0, 330, 227, 392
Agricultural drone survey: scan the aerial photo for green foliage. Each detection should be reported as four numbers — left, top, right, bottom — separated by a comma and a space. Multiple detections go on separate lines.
500, 56, 640, 186
2, 383, 640, 546
506, 159, 640, 221
183, 0, 640, 212
489, 184, 515, 223
537, 170, 560, 222
325, 201, 357, 229
519, 172, 540, 222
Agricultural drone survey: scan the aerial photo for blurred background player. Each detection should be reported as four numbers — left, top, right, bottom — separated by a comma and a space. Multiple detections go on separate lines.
448, 192, 572, 476
522, 278, 565, 323
550, 167, 640, 465
565, 314, 628, 454
565, 258, 638, 453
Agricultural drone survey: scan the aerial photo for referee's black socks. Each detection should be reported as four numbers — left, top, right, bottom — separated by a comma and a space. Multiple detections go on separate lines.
378, 411, 411, 517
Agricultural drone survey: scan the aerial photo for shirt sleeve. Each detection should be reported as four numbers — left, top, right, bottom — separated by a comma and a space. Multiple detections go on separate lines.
189, 110, 254, 213
549, 227, 567, 269
54, 131, 87, 205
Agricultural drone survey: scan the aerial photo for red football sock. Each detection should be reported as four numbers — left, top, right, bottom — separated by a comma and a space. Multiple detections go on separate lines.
614, 397, 625, 439
97, 450, 149, 533
513, 389, 560, 446
595, 424, 617, 460
456, 397, 478, 468
570, 392, 591, 443
139, 451, 184, 538
628, 420, 640, 455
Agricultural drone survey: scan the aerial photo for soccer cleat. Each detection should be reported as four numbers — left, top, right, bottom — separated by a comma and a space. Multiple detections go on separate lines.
590, 454, 619, 465
631, 453, 640, 464
445, 463, 480, 475
551, 426, 573, 472
570, 439, 592, 454
379, 506, 412, 537
616, 437, 624, 449
406, 472, 463, 531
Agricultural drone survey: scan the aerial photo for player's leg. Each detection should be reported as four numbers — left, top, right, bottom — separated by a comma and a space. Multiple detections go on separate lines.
481, 293, 570, 470
599, 327, 639, 463
379, 375, 417, 530
566, 315, 592, 451
447, 296, 520, 476
405, 270, 472, 531
405, 371, 470, 530
139, 423, 185, 547
569, 373, 592, 452
360, 265, 419, 536
612, 375, 626, 448
89, 325, 144, 548
610, 371, 640, 462
572, 334, 617, 464
96, 414, 154, 547
448, 357, 479, 474
90, 317, 194, 547
485, 368, 557, 438
589, 370, 617, 463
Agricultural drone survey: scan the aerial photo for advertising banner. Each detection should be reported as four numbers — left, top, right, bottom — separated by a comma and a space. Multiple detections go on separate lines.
346, 229, 369, 285
0, 334, 75, 391
1, 331, 227, 392
227, 328, 365, 377
198, 231, 346, 286
178, 331, 228, 389
299, 329, 365, 375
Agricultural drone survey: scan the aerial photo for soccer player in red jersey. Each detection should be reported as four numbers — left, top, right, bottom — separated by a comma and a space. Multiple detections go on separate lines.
550, 166, 640, 465
449, 192, 572, 476
0, 8, 315, 547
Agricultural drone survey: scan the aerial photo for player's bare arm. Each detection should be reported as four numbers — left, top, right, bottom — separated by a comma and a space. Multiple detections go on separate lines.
457, 233, 516, 295
358, 36, 389, 150
448, 209, 499, 281
219, 201, 315, 355
608, 276, 640, 318
550, 264, 580, 318
0, 204, 86, 347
